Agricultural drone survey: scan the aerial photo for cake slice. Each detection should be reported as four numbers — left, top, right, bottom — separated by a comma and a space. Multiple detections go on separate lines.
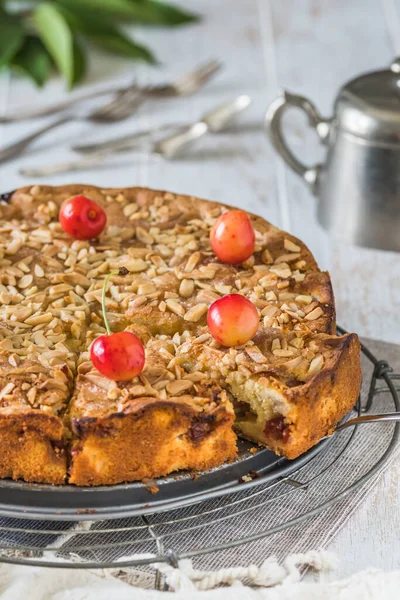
0, 352, 72, 484
67, 330, 236, 485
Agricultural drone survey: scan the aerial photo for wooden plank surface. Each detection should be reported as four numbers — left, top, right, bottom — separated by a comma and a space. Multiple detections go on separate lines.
0, 0, 399, 581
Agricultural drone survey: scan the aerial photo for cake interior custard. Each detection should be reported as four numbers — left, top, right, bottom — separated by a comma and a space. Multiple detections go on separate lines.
0, 186, 361, 486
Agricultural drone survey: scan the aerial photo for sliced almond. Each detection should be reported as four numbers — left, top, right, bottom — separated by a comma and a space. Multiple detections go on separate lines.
123, 202, 138, 217
270, 266, 292, 279
27, 387, 37, 405
289, 337, 305, 349
308, 354, 324, 375
273, 349, 293, 357
85, 374, 115, 391
184, 252, 200, 273
165, 298, 185, 317
0, 382, 15, 400
49, 283, 73, 296
265, 290, 277, 302
304, 307, 324, 321
271, 338, 281, 351
184, 303, 208, 322
284, 238, 301, 253
261, 305, 278, 318
166, 379, 193, 395
123, 259, 148, 273
63, 273, 91, 288
138, 283, 156, 295
214, 284, 232, 295
246, 346, 268, 364
34, 264, 45, 278
179, 279, 195, 298
10, 306, 32, 322
275, 253, 301, 264
193, 333, 212, 344
261, 249, 273, 264
18, 274, 33, 289
6, 239, 22, 255
295, 294, 313, 305
136, 226, 154, 245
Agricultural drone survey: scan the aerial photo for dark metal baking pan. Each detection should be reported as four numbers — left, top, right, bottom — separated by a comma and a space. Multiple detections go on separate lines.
0, 437, 332, 521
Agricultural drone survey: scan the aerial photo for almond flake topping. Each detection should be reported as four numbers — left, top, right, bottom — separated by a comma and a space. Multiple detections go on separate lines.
305, 307, 324, 321
34, 264, 44, 278
179, 279, 194, 298
18, 274, 33, 289
184, 304, 208, 322
284, 238, 301, 253
166, 379, 193, 395
273, 349, 294, 357
165, 298, 185, 317
308, 354, 324, 375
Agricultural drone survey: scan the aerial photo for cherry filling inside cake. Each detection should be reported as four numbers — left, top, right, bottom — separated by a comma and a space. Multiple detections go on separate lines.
0, 185, 361, 485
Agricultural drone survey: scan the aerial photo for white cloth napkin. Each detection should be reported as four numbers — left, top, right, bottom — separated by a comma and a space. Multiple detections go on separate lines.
0, 558, 398, 599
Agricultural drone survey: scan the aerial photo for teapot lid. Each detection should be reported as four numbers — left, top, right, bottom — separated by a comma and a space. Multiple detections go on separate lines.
335, 59, 400, 145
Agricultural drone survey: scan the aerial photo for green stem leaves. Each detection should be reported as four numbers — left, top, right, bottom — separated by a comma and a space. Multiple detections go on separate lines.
0, 8, 25, 67
1, 0, 200, 87
102, 270, 119, 336
102, 267, 129, 336
33, 3, 75, 88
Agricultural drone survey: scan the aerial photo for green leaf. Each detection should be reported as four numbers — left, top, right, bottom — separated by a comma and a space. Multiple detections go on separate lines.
0, 8, 25, 67
57, 5, 156, 63
90, 32, 156, 62
71, 37, 87, 85
11, 36, 52, 87
128, 0, 200, 25
33, 3, 75, 87
55, 0, 199, 24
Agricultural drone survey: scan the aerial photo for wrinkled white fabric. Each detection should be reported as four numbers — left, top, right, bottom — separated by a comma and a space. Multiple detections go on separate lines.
0, 553, 397, 600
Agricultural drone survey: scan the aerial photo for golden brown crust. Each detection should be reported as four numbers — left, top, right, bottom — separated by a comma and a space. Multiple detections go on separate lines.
69, 398, 236, 485
0, 409, 66, 484
282, 333, 361, 458
0, 184, 361, 485
232, 333, 361, 459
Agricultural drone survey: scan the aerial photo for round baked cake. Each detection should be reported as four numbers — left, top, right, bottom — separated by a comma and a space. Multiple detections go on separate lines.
0, 185, 361, 486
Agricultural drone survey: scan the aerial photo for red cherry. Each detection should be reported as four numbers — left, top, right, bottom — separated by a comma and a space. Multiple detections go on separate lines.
207, 294, 259, 347
90, 331, 145, 381
210, 210, 255, 264
59, 195, 106, 241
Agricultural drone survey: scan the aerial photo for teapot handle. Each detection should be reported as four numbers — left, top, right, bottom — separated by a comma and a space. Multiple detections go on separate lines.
265, 91, 329, 194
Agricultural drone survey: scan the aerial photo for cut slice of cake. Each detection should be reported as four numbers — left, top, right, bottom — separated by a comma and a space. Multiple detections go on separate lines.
68, 330, 236, 485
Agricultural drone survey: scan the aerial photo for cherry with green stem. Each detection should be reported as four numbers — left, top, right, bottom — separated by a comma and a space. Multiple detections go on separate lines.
90, 267, 145, 381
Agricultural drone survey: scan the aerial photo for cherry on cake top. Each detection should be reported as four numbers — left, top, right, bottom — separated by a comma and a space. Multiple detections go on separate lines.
59, 195, 107, 241
210, 209, 255, 264
90, 268, 145, 381
207, 294, 259, 347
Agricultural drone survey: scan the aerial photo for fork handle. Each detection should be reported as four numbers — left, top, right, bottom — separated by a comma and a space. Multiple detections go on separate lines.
335, 412, 400, 431
0, 116, 71, 164
154, 122, 208, 158
0, 85, 136, 123
19, 152, 110, 177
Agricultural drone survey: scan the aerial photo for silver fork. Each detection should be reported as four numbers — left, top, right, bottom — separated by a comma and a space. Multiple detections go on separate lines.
330, 412, 400, 434
0, 60, 221, 124
20, 95, 252, 177
73, 95, 252, 156
0, 88, 144, 164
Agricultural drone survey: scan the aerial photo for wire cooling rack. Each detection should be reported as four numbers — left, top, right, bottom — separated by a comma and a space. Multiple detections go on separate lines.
0, 328, 397, 592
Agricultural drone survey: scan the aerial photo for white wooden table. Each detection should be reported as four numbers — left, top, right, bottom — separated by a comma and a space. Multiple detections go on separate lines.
0, 0, 399, 581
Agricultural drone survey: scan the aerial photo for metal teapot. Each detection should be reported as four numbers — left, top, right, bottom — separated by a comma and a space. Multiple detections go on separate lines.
266, 58, 400, 252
